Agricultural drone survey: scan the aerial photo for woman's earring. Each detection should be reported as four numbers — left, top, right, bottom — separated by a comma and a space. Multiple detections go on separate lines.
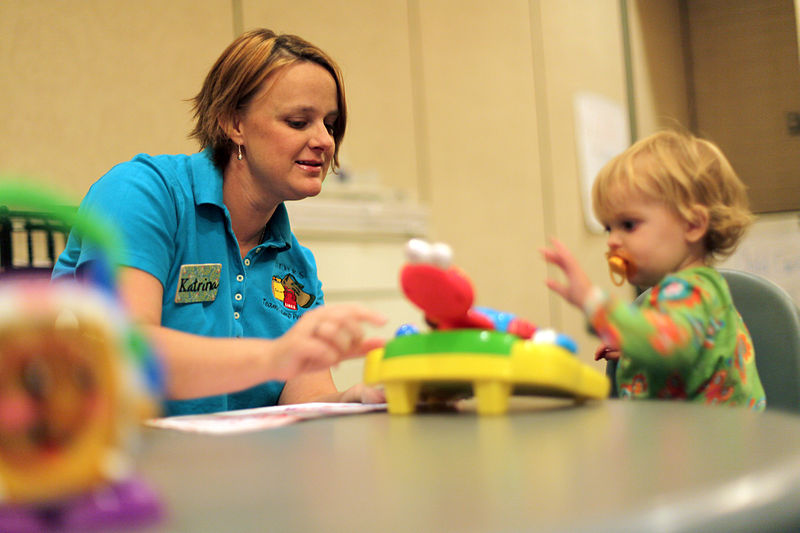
237, 145, 243, 161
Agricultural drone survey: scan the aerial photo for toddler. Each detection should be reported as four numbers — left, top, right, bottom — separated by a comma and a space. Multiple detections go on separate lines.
541, 130, 766, 410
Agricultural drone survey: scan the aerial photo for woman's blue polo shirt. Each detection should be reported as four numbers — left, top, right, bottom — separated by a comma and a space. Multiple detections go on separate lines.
52, 149, 324, 416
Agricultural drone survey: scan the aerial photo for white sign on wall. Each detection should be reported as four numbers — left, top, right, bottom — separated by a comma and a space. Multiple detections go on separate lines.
720, 213, 800, 305
573, 92, 630, 234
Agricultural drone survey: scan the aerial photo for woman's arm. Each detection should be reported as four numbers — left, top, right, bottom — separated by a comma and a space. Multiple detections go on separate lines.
118, 267, 386, 400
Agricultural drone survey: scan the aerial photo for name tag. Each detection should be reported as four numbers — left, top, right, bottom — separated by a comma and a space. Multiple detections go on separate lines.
175, 264, 222, 304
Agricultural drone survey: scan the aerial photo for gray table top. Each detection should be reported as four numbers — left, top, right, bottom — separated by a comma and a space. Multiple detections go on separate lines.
133, 399, 800, 533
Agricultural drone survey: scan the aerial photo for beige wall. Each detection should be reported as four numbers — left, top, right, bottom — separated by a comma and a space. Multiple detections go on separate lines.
1, 0, 665, 375
532, 1, 632, 354
414, 0, 549, 323
627, 0, 690, 135
0, 0, 232, 201
685, 0, 800, 213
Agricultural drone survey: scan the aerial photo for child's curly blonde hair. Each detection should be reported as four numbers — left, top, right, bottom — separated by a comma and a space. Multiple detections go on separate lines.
592, 130, 752, 262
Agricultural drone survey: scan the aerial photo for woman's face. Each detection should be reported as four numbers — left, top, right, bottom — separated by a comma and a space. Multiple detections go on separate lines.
237, 61, 338, 203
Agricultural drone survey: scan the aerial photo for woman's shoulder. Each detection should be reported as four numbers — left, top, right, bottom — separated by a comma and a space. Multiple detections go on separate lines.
91, 151, 217, 199
102, 152, 195, 183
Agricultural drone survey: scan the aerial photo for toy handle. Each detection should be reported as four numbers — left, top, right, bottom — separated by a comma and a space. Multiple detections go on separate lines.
0, 177, 164, 394
0, 178, 122, 291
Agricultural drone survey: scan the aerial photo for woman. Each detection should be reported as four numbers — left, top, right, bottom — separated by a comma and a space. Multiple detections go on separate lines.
53, 29, 386, 415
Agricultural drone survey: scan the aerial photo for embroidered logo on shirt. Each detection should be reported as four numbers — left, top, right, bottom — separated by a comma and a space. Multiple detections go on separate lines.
175, 263, 222, 304
271, 273, 316, 310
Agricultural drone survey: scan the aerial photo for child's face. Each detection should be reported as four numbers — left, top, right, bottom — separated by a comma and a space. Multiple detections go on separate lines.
601, 188, 702, 287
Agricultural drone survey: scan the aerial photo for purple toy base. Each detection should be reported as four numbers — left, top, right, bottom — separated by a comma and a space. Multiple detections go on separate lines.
0, 477, 163, 533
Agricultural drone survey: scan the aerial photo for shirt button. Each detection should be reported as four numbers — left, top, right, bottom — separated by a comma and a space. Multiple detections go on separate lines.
234, 312, 240, 320
235, 293, 243, 301
236, 274, 244, 282
244, 259, 251, 266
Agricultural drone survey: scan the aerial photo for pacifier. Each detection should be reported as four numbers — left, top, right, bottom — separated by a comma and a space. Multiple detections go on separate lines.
606, 252, 634, 287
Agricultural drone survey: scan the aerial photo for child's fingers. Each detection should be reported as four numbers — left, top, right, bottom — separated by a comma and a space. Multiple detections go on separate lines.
541, 238, 580, 270
539, 247, 568, 272
594, 344, 621, 361
545, 278, 569, 300
539, 247, 556, 262
549, 238, 581, 270
548, 237, 568, 256
594, 345, 610, 361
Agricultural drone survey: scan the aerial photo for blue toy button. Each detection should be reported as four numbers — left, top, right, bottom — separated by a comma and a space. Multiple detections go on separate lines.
395, 323, 420, 337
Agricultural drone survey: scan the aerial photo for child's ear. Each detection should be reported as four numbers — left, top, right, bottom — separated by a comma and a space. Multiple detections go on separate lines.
685, 205, 710, 244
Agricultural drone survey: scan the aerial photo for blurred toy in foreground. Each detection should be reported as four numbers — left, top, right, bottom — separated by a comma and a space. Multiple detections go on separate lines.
364, 239, 609, 415
0, 181, 163, 532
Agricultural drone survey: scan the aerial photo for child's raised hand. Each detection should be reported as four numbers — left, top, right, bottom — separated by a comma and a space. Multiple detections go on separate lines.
540, 237, 595, 310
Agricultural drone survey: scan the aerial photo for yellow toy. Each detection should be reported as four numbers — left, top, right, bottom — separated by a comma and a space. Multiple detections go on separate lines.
364, 239, 610, 415
0, 181, 163, 532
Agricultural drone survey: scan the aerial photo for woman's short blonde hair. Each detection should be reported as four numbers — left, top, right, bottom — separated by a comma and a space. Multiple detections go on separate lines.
189, 28, 347, 171
592, 130, 752, 262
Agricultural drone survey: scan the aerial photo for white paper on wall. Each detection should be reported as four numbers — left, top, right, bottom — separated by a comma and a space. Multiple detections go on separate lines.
720, 213, 800, 305
573, 92, 630, 234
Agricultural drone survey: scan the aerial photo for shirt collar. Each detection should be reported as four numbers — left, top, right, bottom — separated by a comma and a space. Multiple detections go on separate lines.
191, 148, 225, 208
263, 203, 292, 250
191, 148, 292, 250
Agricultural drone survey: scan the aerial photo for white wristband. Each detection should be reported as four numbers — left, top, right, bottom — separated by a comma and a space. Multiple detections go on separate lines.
582, 286, 608, 318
